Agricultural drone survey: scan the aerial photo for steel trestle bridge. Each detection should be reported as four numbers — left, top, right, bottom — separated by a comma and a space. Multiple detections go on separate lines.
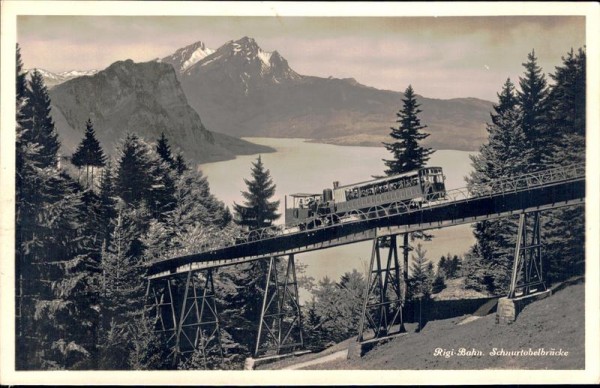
145, 164, 585, 366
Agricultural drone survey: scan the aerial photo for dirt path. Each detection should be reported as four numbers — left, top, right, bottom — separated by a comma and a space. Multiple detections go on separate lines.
285, 349, 349, 370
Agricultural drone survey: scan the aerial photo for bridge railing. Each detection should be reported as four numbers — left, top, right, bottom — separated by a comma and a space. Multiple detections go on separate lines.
149, 163, 585, 265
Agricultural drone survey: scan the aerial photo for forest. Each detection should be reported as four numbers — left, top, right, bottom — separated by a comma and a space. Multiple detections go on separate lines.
14, 43, 585, 370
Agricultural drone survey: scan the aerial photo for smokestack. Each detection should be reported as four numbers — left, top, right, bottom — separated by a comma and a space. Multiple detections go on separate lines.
333, 181, 340, 189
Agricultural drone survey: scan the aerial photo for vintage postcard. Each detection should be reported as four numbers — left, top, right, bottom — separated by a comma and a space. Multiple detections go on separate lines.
1, 1, 598, 385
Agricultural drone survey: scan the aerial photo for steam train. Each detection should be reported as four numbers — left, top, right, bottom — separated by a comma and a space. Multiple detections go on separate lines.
284, 167, 446, 230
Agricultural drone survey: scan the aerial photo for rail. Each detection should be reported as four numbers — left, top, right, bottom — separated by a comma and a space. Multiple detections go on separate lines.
149, 163, 585, 267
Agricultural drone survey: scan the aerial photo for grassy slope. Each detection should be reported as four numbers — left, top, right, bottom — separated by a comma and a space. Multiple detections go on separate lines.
277, 281, 585, 370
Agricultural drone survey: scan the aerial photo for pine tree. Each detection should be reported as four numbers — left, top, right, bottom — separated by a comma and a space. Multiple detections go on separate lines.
303, 297, 326, 349
146, 152, 177, 221
449, 255, 461, 279
547, 47, 586, 141
174, 152, 188, 175
437, 255, 447, 277
382, 85, 434, 175
116, 133, 154, 205
222, 156, 281, 355
98, 161, 117, 246
382, 85, 435, 297
233, 155, 280, 230
115, 133, 177, 219
16, 44, 27, 101
431, 274, 446, 294
20, 69, 60, 168
466, 78, 533, 294
462, 245, 491, 292
168, 169, 233, 244
408, 244, 433, 300
469, 79, 532, 184
71, 119, 106, 188
540, 47, 586, 285
309, 275, 358, 343
518, 50, 550, 168
15, 59, 102, 368
216, 260, 270, 353
98, 205, 156, 369
156, 132, 176, 169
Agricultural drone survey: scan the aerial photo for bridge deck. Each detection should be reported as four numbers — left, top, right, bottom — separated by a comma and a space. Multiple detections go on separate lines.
147, 165, 585, 279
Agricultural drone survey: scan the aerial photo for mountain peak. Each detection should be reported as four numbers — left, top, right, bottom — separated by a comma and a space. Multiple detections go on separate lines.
181, 36, 301, 85
226, 36, 263, 58
161, 40, 215, 73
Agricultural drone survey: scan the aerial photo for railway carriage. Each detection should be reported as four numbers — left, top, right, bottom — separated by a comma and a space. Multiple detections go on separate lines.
285, 167, 446, 229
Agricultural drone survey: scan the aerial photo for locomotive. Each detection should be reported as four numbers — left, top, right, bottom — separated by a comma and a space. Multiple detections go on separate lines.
284, 167, 446, 230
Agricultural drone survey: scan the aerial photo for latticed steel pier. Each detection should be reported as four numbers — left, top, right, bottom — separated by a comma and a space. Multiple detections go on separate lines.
145, 164, 585, 365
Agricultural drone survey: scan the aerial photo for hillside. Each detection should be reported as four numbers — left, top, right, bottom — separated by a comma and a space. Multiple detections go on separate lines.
167, 37, 494, 151
262, 281, 585, 370
49, 59, 273, 164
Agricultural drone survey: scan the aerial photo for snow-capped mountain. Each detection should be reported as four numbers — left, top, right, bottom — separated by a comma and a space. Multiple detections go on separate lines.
164, 36, 493, 150
27, 68, 98, 89
164, 36, 302, 89
160, 40, 215, 73
184, 36, 302, 84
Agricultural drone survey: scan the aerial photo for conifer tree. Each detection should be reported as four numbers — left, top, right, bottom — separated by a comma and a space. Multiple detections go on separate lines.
97, 204, 161, 369
116, 133, 177, 219
547, 47, 586, 140
540, 47, 586, 284
518, 50, 550, 167
71, 119, 106, 188
382, 85, 435, 297
174, 152, 188, 175
217, 153, 290, 357
466, 78, 532, 293
15, 50, 101, 369
408, 244, 433, 300
20, 69, 60, 168
156, 132, 176, 169
98, 161, 117, 245
116, 133, 154, 205
431, 273, 446, 294
222, 156, 281, 355
306, 274, 364, 344
461, 245, 490, 292
147, 153, 177, 221
16, 44, 27, 101
383, 85, 434, 175
233, 155, 280, 230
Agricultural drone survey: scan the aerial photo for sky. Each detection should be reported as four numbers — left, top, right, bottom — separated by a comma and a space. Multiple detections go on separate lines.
16, 13, 586, 101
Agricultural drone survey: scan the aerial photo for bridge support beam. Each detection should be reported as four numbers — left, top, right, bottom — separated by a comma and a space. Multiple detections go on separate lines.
145, 276, 178, 360
145, 270, 224, 369
357, 235, 405, 343
255, 254, 304, 357
508, 211, 547, 299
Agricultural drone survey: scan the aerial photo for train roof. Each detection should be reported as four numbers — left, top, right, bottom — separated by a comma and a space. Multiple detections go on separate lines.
288, 193, 322, 198
333, 167, 436, 191
334, 166, 442, 190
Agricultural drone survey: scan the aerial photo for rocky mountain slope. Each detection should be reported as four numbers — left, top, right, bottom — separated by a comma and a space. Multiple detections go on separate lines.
168, 37, 494, 151
49, 59, 272, 163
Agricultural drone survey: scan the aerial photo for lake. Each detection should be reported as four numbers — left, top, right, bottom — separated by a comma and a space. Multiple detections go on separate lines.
198, 138, 477, 298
